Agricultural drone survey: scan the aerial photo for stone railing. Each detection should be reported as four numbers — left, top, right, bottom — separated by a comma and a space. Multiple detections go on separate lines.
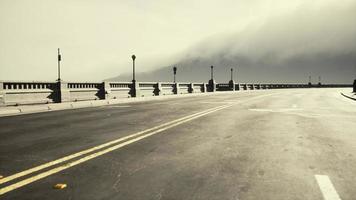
0, 80, 353, 106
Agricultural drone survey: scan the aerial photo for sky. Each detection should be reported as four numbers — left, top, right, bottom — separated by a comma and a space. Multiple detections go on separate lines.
0, 0, 355, 82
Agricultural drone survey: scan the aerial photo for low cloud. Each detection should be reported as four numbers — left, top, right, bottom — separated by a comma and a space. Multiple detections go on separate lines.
114, 1, 356, 83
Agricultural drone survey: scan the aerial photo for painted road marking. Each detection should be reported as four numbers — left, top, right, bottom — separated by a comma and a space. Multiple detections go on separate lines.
248, 108, 303, 112
106, 105, 131, 108
0, 92, 278, 195
0, 104, 232, 195
1, 92, 278, 185
315, 175, 342, 200
0, 105, 228, 186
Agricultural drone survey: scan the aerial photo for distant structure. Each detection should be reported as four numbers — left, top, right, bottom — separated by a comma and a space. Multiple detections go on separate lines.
308, 76, 312, 87
57, 48, 62, 81
173, 66, 177, 83
318, 76, 322, 87
208, 65, 216, 92
229, 68, 235, 91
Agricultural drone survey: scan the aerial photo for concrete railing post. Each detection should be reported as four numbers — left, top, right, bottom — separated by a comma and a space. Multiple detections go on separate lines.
103, 81, 111, 99
229, 80, 235, 91
56, 81, 70, 103
130, 80, 140, 97
235, 83, 240, 91
155, 82, 162, 96
189, 83, 194, 93
353, 80, 356, 93
0, 82, 4, 106
174, 82, 180, 94
208, 79, 216, 92
202, 83, 207, 93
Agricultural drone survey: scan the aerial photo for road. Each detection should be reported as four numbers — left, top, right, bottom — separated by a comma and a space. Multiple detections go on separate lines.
0, 88, 355, 200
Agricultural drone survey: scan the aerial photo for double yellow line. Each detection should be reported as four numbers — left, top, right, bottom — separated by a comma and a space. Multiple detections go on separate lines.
0, 103, 233, 195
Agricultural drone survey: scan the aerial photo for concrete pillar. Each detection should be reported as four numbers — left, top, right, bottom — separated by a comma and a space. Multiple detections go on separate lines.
174, 82, 180, 94
56, 81, 70, 103
229, 80, 235, 91
103, 81, 111, 99
203, 83, 207, 93
0, 82, 4, 106
208, 79, 216, 92
353, 80, 356, 93
189, 83, 194, 93
130, 80, 140, 97
155, 82, 162, 96
235, 83, 240, 91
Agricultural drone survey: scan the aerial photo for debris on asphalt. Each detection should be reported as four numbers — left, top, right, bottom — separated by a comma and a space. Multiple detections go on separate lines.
53, 183, 67, 189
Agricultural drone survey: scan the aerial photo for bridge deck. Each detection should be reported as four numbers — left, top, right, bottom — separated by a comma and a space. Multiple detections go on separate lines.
0, 88, 355, 199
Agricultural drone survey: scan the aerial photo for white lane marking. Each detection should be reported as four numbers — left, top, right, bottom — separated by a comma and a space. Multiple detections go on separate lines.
200, 101, 228, 104
0, 92, 279, 194
106, 105, 131, 108
248, 108, 303, 112
0, 104, 232, 195
0, 105, 227, 185
315, 175, 342, 200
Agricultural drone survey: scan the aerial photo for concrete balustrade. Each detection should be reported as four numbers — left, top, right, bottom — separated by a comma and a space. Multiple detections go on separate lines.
0, 81, 57, 106
0, 80, 353, 106
107, 82, 132, 99
139, 82, 157, 97
161, 83, 175, 95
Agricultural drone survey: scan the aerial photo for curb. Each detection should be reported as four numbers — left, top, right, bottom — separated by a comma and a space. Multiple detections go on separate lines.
340, 92, 356, 101
0, 90, 262, 117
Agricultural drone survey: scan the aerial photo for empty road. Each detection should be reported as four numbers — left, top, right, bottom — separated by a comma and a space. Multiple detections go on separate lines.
0, 88, 355, 200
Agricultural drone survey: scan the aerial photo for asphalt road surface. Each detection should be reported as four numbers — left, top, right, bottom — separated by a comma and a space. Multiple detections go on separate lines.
0, 88, 355, 200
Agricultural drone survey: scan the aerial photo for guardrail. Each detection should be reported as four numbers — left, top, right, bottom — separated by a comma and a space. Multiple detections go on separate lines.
0, 80, 353, 106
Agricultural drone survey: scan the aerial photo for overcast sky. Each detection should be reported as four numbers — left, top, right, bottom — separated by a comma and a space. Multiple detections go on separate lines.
0, 0, 355, 82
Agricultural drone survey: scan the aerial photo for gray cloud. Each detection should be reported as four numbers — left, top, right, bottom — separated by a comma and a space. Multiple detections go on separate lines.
112, 1, 356, 83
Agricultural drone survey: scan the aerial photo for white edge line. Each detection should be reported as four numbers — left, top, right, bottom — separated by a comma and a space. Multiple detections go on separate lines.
315, 174, 342, 200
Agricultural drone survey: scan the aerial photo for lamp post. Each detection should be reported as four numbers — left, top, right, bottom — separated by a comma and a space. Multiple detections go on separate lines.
173, 66, 177, 83
236, 66, 238, 82
229, 67, 236, 91
57, 48, 61, 82
131, 55, 136, 82
210, 65, 214, 80
230, 68, 233, 81
209, 65, 216, 92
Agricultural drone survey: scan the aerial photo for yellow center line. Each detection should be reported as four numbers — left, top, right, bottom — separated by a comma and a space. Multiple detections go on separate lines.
0, 104, 232, 195
0, 105, 228, 185
0, 92, 278, 195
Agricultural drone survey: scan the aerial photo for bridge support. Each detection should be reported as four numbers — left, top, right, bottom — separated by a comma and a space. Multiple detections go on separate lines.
208, 79, 216, 92
174, 82, 180, 94
189, 83, 194, 93
102, 82, 112, 99
229, 80, 235, 91
0, 82, 4, 106
155, 82, 162, 96
130, 80, 140, 97
56, 81, 70, 103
